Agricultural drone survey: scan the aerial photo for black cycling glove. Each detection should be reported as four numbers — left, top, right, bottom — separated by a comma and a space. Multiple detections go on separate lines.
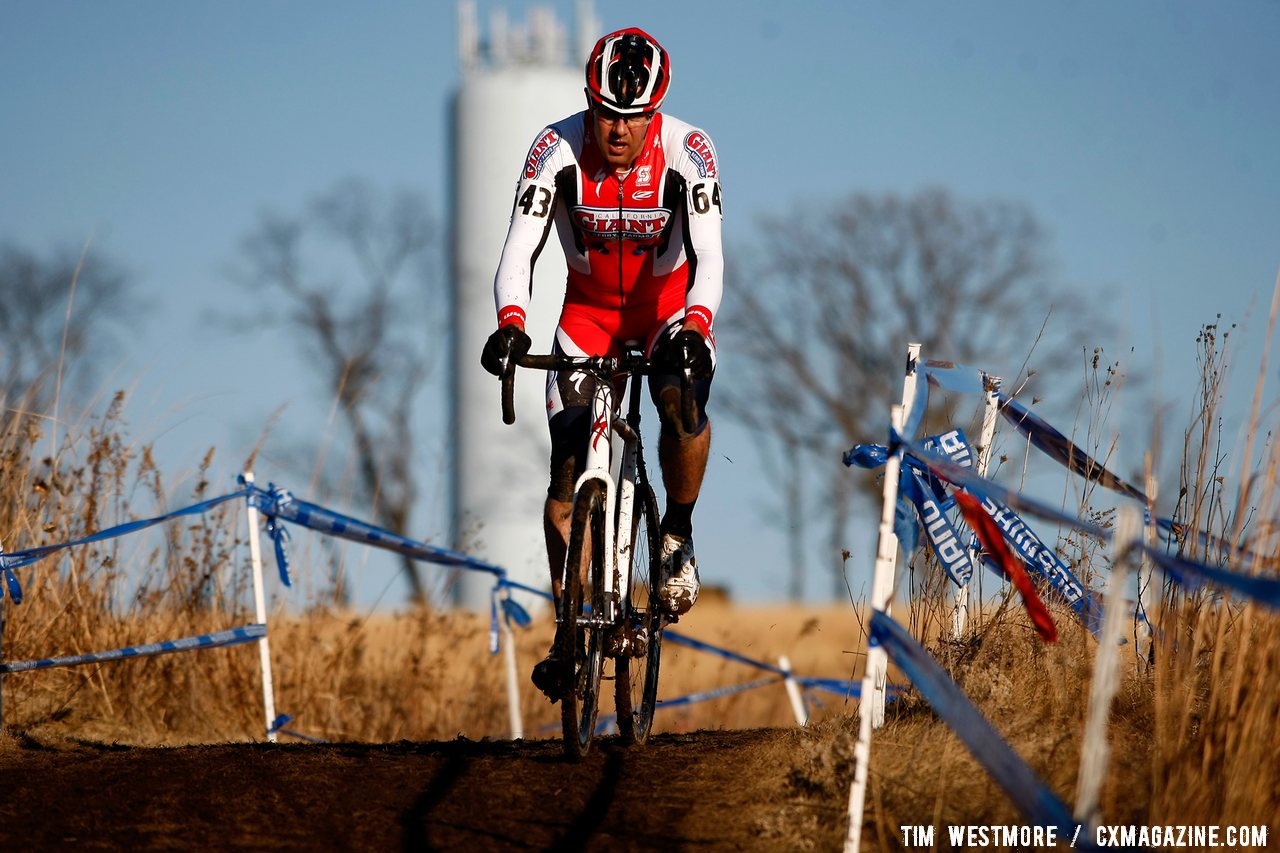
660, 329, 713, 380
480, 325, 531, 376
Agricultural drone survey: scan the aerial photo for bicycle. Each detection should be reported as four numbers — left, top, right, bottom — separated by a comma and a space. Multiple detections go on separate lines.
501, 346, 697, 759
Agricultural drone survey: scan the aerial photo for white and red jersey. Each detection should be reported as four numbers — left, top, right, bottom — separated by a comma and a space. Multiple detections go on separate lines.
492, 111, 723, 354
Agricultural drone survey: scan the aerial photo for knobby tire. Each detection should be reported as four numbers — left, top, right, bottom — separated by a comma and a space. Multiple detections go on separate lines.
615, 484, 663, 745
558, 479, 607, 760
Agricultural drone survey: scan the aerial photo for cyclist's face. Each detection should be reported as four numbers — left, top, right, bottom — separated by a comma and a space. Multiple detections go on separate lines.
590, 104, 651, 171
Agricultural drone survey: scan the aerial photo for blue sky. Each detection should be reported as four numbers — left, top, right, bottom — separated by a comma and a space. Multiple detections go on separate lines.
3, 1, 1278, 607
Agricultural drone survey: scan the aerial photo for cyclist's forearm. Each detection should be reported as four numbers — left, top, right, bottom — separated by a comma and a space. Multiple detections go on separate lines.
493, 209, 551, 328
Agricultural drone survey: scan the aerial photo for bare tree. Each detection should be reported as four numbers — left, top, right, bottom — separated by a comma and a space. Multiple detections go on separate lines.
0, 240, 135, 415
230, 178, 439, 605
720, 188, 1097, 600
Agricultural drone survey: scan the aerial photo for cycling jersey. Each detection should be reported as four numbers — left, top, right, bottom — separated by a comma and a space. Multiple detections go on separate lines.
492, 110, 724, 355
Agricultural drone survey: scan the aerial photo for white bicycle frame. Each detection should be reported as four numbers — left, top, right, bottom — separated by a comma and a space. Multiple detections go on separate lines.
569, 366, 644, 628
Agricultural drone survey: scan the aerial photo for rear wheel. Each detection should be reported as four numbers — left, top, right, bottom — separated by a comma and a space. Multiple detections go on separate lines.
615, 483, 663, 745
559, 479, 607, 760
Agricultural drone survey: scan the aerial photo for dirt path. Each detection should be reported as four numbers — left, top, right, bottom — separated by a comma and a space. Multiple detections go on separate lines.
0, 726, 855, 851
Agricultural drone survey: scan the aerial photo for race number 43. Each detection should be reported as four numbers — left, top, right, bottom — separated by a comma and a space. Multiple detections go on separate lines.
518, 185, 553, 218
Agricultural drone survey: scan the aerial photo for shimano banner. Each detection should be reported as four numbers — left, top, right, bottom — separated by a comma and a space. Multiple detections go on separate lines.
956, 491, 1057, 643
902, 470, 971, 586
976, 495, 1106, 637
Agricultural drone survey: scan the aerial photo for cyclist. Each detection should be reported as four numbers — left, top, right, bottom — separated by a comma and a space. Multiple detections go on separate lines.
480, 27, 724, 699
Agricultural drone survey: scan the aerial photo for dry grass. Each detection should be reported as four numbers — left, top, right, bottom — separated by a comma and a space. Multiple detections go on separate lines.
863, 596, 1280, 839
2, 316, 1279, 839
861, 318, 1280, 842
0, 395, 863, 743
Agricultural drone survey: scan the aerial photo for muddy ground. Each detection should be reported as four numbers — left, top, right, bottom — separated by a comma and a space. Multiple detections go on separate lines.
0, 725, 857, 851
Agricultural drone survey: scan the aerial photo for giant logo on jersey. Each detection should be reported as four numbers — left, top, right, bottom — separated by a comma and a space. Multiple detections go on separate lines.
572, 206, 672, 240
524, 129, 560, 179
684, 131, 717, 179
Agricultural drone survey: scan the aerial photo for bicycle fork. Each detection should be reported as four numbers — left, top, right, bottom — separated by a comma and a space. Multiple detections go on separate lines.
569, 377, 640, 630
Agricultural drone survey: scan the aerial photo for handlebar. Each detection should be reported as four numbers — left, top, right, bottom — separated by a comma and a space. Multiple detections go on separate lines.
501, 369, 517, 425
500, 354, 567, 423
500, 350, 698, 434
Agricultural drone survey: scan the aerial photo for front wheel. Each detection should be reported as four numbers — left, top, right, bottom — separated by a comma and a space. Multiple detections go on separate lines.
615, 483, 663, 745
559, 479, 607, 760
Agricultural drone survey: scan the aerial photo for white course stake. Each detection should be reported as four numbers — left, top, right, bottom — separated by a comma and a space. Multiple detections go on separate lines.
500, 595, 524, 739
778, 655, 808, 726
1074, 503, 1143, 829
846, 398, 912, 853
866, 343, 920, 729
847, 343, 921, 852
952, 381, 1001, 638
242, 471, 279, 743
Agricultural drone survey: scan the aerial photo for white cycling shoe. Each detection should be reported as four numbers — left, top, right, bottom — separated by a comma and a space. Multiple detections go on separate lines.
658, 532, 700, 616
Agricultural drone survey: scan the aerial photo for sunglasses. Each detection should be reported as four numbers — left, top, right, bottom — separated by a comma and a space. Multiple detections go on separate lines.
592, 105, 652, 127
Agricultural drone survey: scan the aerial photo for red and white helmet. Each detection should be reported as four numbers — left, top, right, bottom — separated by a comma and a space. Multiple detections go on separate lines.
585, 28, 671, 116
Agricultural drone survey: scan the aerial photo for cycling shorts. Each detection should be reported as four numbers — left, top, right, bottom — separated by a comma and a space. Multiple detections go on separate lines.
545, 309, 715, 501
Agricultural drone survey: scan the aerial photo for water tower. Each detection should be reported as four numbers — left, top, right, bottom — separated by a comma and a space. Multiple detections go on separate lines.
450, 1, 599, 609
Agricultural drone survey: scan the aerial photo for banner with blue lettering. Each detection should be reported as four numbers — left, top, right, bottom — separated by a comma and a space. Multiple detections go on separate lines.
880, 434, 1113, 636
973, 494, 1106, 637
917, 428, 1097, 631
920, 432, 1104, 632
845, 429, 974, 495
847, 430, 975, 585
922, 428, 977, 469
956, 490, 1058, 642
921, 428, 975, 508
901, 470, 971, 585
846, 429, 1114, 627
894, 433, 1114, 540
